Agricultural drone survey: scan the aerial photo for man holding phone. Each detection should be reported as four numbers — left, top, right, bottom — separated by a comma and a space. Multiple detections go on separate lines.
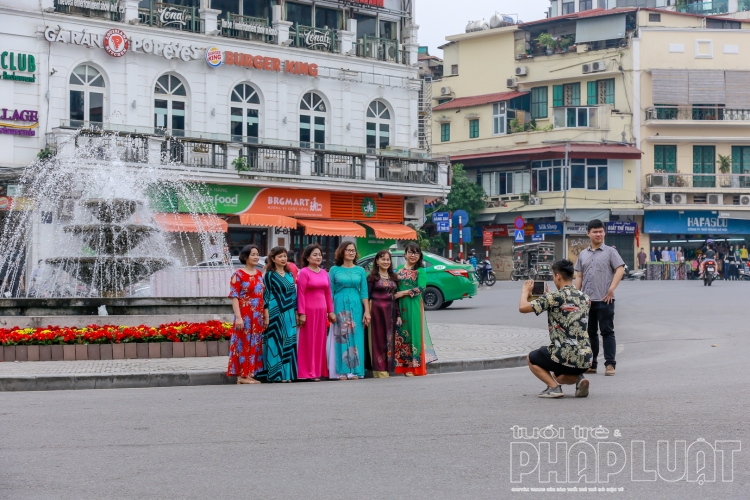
574, 219, 625, 376
519, 260, 593, 398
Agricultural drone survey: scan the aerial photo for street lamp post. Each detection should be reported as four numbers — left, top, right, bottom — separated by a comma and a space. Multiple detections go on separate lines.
562, 142, 569, 258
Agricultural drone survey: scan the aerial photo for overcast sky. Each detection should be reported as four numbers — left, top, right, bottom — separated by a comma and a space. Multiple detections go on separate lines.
415, 0, 549, 56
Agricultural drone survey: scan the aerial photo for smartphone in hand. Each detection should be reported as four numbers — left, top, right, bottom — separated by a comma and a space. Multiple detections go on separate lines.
532, 281, 546, 296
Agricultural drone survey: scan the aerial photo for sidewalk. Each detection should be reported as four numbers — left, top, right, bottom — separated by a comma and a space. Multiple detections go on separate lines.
0, 324, 547, 391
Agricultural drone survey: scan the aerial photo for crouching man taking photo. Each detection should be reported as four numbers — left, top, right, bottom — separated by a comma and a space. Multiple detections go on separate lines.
519, 260, 593, 398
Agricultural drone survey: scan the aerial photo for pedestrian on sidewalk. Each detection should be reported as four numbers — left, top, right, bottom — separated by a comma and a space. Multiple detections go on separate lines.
650, 246, 657, 262
393, 242, 438, 376
227, 244, 265, 385
263, 247, 298, 382
367, 250, 400, 378
574, 219, 625, 376
519, 260, 593, 398
655, 246, 662, 262
637, 248, 647, 270
296, 244, 335, 381
328, 242, 370, 380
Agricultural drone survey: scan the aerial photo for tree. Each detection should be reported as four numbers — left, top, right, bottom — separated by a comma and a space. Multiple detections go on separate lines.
421, 163, 487, 251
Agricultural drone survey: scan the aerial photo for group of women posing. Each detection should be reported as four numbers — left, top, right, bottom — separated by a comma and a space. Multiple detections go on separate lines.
227, 241, 437, 384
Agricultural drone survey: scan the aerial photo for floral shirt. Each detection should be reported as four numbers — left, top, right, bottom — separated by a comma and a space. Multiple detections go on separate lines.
531, 285, 593, 369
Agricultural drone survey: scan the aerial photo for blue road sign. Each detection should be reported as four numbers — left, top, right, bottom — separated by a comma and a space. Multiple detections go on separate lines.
531, 234, 545, 242
514, 229, 525, 243
452, 210, 469, 225
432, 212, 450, 223
436, 221, 450, 233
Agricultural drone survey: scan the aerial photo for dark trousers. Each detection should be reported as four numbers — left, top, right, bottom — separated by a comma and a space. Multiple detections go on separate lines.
588, 300, 616, 368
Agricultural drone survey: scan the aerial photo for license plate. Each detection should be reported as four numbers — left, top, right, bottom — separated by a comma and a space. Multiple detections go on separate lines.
707, 267, 715, 272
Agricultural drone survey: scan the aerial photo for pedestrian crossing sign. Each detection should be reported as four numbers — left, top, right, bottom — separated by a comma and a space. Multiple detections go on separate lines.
514, 229, 525, 243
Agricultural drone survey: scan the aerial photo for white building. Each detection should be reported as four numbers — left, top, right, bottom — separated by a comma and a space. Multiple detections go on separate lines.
0, 0, 447, 268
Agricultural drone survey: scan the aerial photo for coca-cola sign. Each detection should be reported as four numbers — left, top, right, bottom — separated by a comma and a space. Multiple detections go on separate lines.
158, 6, 189, 27
303, 29, 331, 50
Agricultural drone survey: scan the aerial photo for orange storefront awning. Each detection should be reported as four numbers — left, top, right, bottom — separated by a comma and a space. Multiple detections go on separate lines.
239, 213, 298, 229
297, 219, 366, 237
153, 213, 228, 233
360, 222, 417, 240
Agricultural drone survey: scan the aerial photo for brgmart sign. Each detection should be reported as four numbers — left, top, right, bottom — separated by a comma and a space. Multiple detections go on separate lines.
1, 51, 36, 83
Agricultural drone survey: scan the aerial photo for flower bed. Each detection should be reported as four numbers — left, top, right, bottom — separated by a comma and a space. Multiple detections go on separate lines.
0, 321, 233, 362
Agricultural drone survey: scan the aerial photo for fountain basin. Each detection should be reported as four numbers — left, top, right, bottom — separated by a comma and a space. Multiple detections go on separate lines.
45, 256, 173, 293
63, 224, 159, 254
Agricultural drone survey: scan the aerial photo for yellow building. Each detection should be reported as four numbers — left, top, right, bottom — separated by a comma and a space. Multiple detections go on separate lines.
432, 8, 750, 277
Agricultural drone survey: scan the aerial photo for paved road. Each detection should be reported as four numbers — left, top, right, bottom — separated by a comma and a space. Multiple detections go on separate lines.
1, 281, 748, 499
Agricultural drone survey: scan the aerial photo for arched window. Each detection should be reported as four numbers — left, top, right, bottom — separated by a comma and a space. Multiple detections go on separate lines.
366, 100, 391, 150
300, 91, 326, 149
154, 74, 187, 135
230, 83, 260, 142
69, 64, 105, 126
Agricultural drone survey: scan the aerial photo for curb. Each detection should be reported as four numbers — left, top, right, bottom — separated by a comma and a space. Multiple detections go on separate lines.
0, 355, 528, 392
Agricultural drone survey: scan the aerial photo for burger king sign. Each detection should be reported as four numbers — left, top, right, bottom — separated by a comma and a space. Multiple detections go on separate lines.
205, 47, 222, 68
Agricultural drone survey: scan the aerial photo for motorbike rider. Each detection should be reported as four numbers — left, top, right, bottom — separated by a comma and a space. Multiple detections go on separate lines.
469, 249, 478, 269
699, 239, 717, 278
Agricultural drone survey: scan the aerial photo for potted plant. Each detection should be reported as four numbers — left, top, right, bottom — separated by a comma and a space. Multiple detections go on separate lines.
535, 33, 556, 56
232, 156, 250, 172
718, 154, 734, 187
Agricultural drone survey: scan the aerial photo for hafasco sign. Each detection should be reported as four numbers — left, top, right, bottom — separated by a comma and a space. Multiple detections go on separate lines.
44, 26, 203, 61
223, 51, 319, 77
0, 108, 39, 137
205, 47, 222, 68
1, 51, 36, 83
220, 19, 278, 36
104, 29, 128, 57
158, 6, 189, 27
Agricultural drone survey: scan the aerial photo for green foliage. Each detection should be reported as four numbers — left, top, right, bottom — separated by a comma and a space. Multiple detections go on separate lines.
232, 156, 250, 172
717, 154, 732, 174
37, 147, 55, 161
535, 33, 556, 49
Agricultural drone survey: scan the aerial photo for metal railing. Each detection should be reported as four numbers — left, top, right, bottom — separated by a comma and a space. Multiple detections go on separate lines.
290, 24, 339, 53
57, 120, 435, 160
239, 147, 300, 175
354, 36, 407, 65
54, 0, 123, 21
646, 172, 750, 189
376, 159, 437, 184
313, 154, 364, 179
161, 140, 227, 169
676, 0, 729, 14
219, 13, 276, 42
646, 106, 750, 122
138, 1, 202, 33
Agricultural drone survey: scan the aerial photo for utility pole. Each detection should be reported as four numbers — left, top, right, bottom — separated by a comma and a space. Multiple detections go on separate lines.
562, 142, 569, 258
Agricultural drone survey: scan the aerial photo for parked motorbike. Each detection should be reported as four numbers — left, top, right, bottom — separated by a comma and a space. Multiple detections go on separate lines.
622, 264, 645, 281
704, 259, 718, 286
476, 259, 496, 286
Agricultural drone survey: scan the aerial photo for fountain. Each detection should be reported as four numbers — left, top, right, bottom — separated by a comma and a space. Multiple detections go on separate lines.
0, 130, 232, 325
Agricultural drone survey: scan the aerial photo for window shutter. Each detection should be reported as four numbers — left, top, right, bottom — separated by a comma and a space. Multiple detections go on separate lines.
652, 69, 689, 105
688, 70, 725, 104
654, 145, 663, 169
605, 79, 614, 104
587, 81, 597, 105
553, 85, 563, 107
571, 83, 581, 106
732, 146, 741, 174
724, 71, 750, 108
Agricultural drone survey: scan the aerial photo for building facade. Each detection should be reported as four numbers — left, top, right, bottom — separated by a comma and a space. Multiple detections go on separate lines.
431, 7, 750, 277
0, 0, 447, 269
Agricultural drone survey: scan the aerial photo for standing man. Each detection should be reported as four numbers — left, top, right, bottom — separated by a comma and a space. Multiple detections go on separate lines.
661, 246, 671, 262
637, 248, 647, 270
574, 219, 625, 376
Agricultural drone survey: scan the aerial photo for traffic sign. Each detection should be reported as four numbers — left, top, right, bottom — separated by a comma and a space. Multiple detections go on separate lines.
436, 221, 450, 233
531, 234, 545, 242
514, 217, 525, 230
483, 231, 493, 246
514, 229, 525, 243
432, 212, 450, 223
452, 210, 469, 225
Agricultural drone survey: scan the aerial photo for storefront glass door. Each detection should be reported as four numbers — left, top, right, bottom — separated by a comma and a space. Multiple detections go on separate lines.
227, 227, 268, 257
289, 230, 340, 269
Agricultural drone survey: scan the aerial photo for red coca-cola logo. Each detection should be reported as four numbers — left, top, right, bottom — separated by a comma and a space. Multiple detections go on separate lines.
104, 28, 128, 57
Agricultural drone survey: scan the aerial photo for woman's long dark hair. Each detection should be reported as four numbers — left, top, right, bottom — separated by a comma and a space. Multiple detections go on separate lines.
403, 242, 424, 269
265, 246, 290, 273
333, 241, 358, 266
301, 243, 323, 268
367, 250, 399, 283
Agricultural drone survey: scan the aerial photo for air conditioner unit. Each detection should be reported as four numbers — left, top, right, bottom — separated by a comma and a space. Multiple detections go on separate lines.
582, 60, 606, 74
671, 193, 687, 205
385, 44, 399, 62
739, 195, 750, 206
529, 196, 542, 206
515, 66, 528, 77
577, 44, 589, 53
649, 193, 666, 205
707, 193, 724, 205
506, 77, 518, 89
440, 86, 452, 96
404, 197, 425, 221
651, 174, 667, 187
